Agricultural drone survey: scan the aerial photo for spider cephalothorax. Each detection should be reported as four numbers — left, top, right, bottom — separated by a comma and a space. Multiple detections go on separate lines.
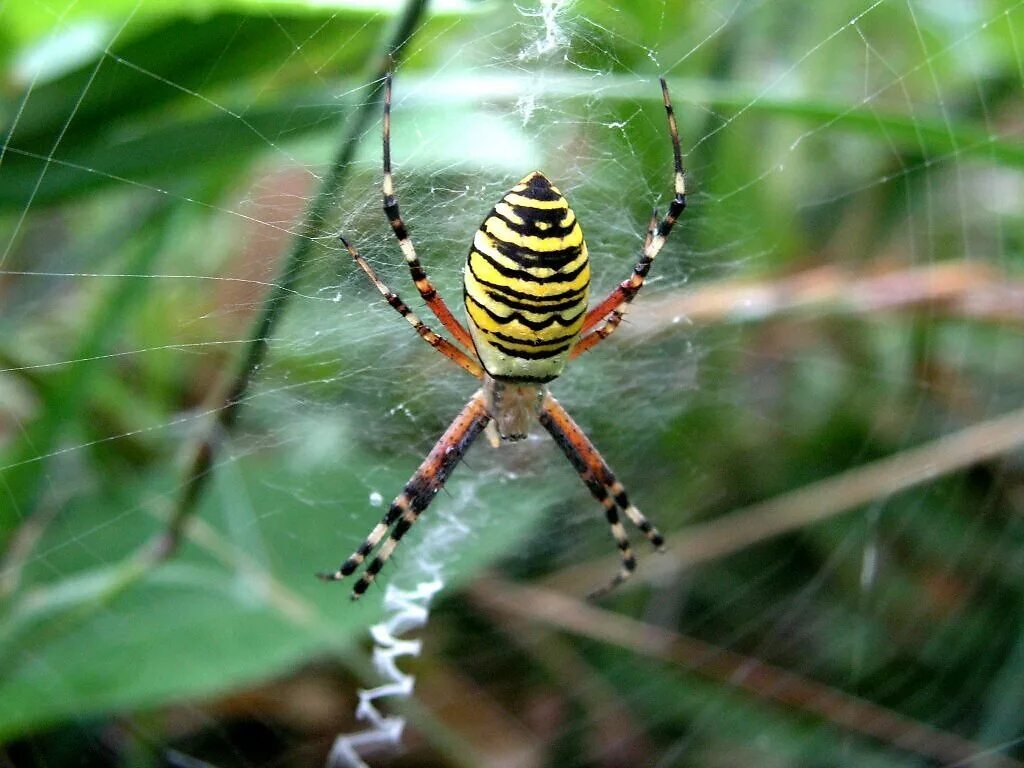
320, 72, 686, 599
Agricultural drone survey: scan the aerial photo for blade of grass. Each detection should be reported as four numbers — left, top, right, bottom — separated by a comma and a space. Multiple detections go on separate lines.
413, 73, 1024, 168
153, 0, 430, 562
0, 200, 172, 544
615, 261, 1024, 338
10, 66, 1022, 211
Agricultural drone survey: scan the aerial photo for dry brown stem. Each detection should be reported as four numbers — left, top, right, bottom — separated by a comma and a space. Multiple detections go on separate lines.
619, 261, 1024, 340
471, 576, 1020, 768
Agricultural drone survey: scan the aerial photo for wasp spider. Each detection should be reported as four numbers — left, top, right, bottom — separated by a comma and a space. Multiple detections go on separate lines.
319, 73, 686, 599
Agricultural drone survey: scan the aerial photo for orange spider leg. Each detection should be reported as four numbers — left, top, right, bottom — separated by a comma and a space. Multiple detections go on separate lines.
537, 392, 665, 597
382, 72, 475, 351
341, 236, 483, 379
577, 77, 687, 350
318, 390, 491, 599
570, 210, 657, 359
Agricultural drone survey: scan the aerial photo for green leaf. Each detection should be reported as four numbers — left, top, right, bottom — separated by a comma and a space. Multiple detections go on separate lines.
0, 441, 558, 738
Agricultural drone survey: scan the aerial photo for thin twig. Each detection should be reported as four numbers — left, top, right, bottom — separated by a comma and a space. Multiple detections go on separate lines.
479, 604, 656, 763
470, 575, 1021, 768
411, 659, 544, 767
547, 404, 1024, 598
150, 0, 431, 562
615, 261, 1024, 341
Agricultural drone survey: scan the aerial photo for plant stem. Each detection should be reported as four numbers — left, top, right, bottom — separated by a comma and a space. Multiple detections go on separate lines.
153, 0, 432, 562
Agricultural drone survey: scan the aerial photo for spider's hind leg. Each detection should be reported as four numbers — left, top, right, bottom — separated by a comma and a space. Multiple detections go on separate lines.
586, 484, 637, 599
318, 390, 491, 599
538, 393, 665, 598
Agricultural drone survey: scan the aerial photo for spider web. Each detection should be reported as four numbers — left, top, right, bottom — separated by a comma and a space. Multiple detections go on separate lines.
2, 0, 1024, 766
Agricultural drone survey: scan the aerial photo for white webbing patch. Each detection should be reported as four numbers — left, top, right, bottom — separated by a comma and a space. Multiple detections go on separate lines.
326, 500, 474, 767
327, 579, 442, 768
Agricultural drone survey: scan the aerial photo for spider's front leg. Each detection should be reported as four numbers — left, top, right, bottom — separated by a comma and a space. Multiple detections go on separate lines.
538, 392, 665, 598
381, 72, 475, 351
318, 390, 490, 599
570, 210, 657, 359
573, 77, 687, 357
339, 235, 483, 379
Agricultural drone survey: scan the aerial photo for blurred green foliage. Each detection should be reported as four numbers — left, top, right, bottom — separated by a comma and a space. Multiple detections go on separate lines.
2, 0, 1024, 766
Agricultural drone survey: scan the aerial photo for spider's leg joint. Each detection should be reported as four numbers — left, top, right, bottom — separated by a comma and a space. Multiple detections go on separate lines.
587, 565, 634, 601
316, 550, 365, 581
376, 70, 477, 353
350, 579, 373, 601
322, 391, 490, 598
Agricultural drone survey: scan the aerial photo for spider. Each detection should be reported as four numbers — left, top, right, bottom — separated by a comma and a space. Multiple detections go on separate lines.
319, 72, 686, 599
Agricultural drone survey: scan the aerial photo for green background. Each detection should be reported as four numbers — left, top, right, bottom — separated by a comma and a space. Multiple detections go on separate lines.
2, 1, 1024, 766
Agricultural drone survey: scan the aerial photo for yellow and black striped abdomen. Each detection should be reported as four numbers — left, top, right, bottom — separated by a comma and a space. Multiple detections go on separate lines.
464, 172, 590, 383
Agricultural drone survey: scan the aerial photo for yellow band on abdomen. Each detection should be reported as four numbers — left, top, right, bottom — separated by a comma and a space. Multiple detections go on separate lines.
463, 172, 590, 382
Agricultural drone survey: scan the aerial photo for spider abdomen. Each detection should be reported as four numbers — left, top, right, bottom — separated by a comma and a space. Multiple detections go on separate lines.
463, 172, 591, 383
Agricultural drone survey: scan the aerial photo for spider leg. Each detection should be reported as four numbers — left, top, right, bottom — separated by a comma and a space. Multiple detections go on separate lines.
570, 211, 657, 358
318, 389, 491, 599
576, 77, 687, 349
382, 72, 475, 352
340, 236, 483, 378
537, 393, 665, 598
